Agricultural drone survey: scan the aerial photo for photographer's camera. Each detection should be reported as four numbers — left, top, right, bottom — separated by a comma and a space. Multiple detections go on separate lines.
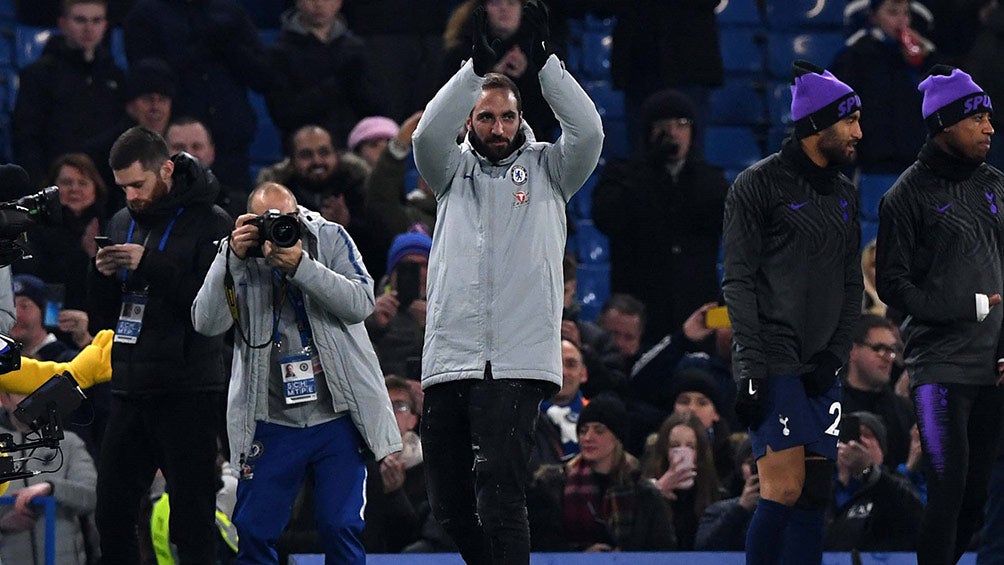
246, 209, 301, 257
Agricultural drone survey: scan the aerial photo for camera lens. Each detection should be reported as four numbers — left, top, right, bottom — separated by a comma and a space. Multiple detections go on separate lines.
269, 216, 300, 248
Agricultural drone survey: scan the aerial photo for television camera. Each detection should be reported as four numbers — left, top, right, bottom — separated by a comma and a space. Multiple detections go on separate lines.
0, 184, 61, 267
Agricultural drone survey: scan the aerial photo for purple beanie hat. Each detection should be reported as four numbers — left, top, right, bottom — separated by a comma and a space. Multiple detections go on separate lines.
790, 60, 861, 139
918, 65, 992, 134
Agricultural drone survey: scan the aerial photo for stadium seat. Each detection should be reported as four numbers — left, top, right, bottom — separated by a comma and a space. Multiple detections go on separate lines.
0, 0, 13, 22
247, 92, 282, 165
858, 173, 899, 221
705, 126, 762, 170
568, 170, 601, 221
578, 30, 612, 80
766, 126, 790, 153
109, 27, 127, 70
575, 219, 610, 265
576, 263, 611, 323
765, 0, 845, 30
767, 81, 793, 126
719, 28, 765, 74
767, 32, 847, 79
601, 117, 630, 160
584, 80, 624, 120
709, 78, 765, 126
14, 25, 51, 68
0, 32, 11, 67
715, 0, 763, 26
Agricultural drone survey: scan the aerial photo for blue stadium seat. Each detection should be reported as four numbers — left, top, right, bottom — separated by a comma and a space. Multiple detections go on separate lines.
709, 78, 765, 126
765, 0, 845, 30
767, 81, 792, 126
584, 80, 624, 120
767, 32, 847, 79
858, 173, 899, 221
719, 28, 765, 74
5, 71, 15, 113
575, 219, 610, 265
259, 28, 280, 48
568, 170, 601, 221
109, 27, 127, 70
247, 92, 282, 165
14, 25, 52, 68
0, 0, 13, 21
576, 263, 611, 323
601, 117, 630, 160
0, 33, 11, 67
715, 0, 762, 26
577, 30, 612, 80
705, 126, 762, 170
861, 219, 878, 249
766, 126, 790, 153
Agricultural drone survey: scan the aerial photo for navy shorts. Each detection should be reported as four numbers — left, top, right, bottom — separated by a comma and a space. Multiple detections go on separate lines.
749, 374, 841, 461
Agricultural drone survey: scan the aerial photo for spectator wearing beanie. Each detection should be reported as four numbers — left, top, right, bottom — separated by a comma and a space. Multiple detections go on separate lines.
527, 394, 677, 552
349, 117, 400, 169
124, 58, 176, 135
669, 368, 736, 490
592, 88, 729, 341
723, 59, 863, 564
365, 231, 432, 377
876, 65, 1002, 565
825, 411, 924, 552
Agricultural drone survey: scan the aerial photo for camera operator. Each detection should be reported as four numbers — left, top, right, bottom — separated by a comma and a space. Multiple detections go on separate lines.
192, 182, 400, 564
86, 127, 233, 564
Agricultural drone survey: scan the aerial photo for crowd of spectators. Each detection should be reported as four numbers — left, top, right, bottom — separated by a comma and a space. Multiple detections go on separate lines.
0, 0, 1001, 559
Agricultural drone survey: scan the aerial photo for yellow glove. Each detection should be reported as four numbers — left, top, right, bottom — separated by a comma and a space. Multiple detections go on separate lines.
0, 330, 114, 395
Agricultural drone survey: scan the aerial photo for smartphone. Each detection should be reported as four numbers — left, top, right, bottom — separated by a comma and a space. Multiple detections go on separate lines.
670, 446, 696, 489
94, 236, 112, 248
43, 283, 65, 329
839, 414, 861, 444
396, 262, 421, 311
705, 305, 731, 329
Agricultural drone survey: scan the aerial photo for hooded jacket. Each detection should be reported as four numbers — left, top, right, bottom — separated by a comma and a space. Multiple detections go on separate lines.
192, 206, 401, 466
413, 56, 603, 389
87, 153, 233, 395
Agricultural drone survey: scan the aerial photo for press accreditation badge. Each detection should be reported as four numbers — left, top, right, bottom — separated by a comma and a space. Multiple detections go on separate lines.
280, 353, 317, 404
114, 293, 147, 344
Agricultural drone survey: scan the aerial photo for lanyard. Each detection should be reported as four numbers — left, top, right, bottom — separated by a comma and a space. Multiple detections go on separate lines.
122, 207, 184, 284
271, 269, 313, 351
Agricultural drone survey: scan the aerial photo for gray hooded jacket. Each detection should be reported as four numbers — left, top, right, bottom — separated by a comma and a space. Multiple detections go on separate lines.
413, 56, 603, 389
192, 207, 401, 467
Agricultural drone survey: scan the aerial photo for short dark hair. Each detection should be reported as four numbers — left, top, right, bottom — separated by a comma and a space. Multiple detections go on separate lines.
62, 0, 107, 15
109, 127, 170, 172
600, 293, 647, 328
482, 73, 523, 113
852, 314, 895, 344
167, 116, 214, 145
385, 375, 417, 414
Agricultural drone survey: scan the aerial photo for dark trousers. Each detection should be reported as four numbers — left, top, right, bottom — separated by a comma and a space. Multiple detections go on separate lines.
421, 374, 549, 565
979, 448, 1004, 564
913, 382, 1004, 565
96, 393, 223, 565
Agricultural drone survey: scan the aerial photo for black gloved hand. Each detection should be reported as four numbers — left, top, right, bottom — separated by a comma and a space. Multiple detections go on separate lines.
472, 5, 503, 76
519, 0, 552, 69
800, 350, 842, 397
735, 376, 768, 430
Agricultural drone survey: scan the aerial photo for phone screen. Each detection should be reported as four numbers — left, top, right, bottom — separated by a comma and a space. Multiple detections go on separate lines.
705, 305, 731, 329
396, 262, 421, 311
94, 236, 112, 248
43, 283, 65, 328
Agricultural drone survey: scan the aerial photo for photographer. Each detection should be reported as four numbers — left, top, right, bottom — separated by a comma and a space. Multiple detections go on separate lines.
192, 182, 400, 564
87, 126, 233, 564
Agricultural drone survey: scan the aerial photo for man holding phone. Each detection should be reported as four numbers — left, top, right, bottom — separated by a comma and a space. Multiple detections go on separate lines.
723, 60, 862, 564
365, 231, 431, 378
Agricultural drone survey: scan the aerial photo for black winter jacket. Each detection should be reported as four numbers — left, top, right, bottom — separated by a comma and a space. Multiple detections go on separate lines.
87, 153, 233, 395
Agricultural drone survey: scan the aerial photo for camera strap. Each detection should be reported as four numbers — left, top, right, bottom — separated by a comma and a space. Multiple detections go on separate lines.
223, 243, 283, 349
272, 269, 313, 351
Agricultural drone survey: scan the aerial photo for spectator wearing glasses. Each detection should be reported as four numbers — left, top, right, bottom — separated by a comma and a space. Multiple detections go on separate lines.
593, 89, 728, 341
840, 315, 915, 468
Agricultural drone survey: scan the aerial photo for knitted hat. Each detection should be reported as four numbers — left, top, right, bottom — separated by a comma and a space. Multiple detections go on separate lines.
125, 58, 177, 101
348, 117, 400, 151
386, 232, 432, 274
918, 65, 992, 134
670, 368, 722, 410
11, 274, 46, 312
577, 394, 629, 445
849, 411, 888, 457
790, 60, 861, 139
